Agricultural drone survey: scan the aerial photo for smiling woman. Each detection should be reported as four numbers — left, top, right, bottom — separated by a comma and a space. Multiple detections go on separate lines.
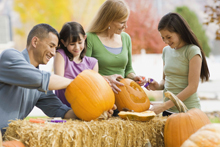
85, 0, 147, 100
85, 0, 148, 116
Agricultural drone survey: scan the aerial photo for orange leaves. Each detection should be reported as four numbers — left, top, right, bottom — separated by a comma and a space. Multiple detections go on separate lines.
204, 0, 220, 40
125, 0, 166, 54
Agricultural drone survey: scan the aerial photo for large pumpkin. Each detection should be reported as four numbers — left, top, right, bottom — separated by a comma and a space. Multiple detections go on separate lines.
181, 123, 220, 147
164, 91, 211, 147
65, 70, 115, 121
114, 78, 150, 112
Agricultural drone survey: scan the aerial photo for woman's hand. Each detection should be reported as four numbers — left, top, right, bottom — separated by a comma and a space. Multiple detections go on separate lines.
104, 74, 124, 94
149, 102, 166, 115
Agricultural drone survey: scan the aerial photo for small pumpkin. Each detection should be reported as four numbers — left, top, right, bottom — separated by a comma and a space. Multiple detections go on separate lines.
164, 91, 211, 147
181, 123, 220, 147
65, 70, 115, 121
118, 110, 156, 122
1, 131, 25, 147
2, 141, 25, 147
114, 78, 150, 112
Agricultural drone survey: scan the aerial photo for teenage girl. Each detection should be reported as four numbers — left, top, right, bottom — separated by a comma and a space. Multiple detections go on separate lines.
54, 22, 98, 107
146, 12, 210, 116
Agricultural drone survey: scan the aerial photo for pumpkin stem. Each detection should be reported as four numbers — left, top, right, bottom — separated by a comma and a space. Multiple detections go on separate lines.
164, 91, 188, 113
98, 111, 109, 120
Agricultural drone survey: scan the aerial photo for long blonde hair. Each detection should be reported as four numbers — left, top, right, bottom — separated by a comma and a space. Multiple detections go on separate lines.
86, 0, 130, 33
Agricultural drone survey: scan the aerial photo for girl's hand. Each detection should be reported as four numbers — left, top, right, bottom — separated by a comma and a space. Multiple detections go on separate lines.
133, 76, 147, 86
105, 74, 124, 94
145, 78, 160, 90
149, 102, 166, 115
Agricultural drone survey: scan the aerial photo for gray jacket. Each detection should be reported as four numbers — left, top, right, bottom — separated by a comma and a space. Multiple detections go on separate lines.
0, 49, 71, 133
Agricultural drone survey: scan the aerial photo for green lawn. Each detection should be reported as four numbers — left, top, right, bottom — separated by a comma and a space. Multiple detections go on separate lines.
25, 116, 48, 120
210, 117, 220, 123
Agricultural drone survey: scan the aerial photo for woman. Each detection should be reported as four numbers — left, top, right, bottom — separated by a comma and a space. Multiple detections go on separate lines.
86, 0, 146, 94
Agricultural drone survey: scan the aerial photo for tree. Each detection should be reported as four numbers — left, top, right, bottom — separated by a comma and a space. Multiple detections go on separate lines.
175, 6, 211, 57
204, 0, 220, 40
13, 0, 74, 34
13, 0, 105, 49
125, 0, 166, 54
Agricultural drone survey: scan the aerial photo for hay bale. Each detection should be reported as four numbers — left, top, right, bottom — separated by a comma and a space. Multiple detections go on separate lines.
4, 117, 167, 147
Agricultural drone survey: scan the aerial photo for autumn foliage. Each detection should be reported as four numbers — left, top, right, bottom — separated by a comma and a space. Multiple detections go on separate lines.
204, 0, 220, 40
125, 0, 166, 54
13, 0, 105, 34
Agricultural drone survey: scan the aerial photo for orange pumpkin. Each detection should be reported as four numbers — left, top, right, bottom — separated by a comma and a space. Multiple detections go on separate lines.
1, 131, 25, 147
2, 141, 25, 147
114, 78, 150, 112
164, 91, 211, 147
65, 70, 115, 121
181, 123, 220, 147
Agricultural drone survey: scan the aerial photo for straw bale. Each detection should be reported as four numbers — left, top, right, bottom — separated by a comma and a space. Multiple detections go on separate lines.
4, 116, 167, 147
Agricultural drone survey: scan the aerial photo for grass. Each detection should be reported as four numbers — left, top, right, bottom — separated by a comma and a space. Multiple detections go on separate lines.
25, 116, 48, 120
148, 96, 155, 101
210, 117, 220, 123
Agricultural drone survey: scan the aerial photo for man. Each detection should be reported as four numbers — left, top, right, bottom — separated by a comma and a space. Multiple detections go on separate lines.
0, 23, 115, 135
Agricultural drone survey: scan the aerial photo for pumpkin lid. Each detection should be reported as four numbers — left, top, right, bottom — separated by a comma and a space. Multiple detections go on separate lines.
118, 110, 156, 122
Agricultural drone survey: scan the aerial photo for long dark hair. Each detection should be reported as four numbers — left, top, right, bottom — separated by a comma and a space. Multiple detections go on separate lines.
58, 22, 87, 60
158, 12, 209, 82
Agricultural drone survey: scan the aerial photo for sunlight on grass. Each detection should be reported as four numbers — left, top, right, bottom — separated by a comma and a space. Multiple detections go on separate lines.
25, 116, 49, 120
210, 117, 220, 123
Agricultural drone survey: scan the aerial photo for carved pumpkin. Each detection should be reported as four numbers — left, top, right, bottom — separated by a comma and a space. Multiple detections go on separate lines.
164, 91, 211, 147
114, 78, 150, 112
65, 70, 115, 121
181, 123, 220, 147
118, 110, 156, 122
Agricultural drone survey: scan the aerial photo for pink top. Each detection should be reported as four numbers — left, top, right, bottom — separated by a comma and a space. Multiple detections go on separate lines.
55, 49, 98, 107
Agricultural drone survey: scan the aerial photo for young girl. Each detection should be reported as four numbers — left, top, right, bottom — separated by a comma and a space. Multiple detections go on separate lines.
146, 12, 210, 116
54, 22, 98, 107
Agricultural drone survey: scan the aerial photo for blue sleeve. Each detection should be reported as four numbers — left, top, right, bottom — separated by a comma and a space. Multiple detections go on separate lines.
36, 91, 71, 118
0, 49, 50, 92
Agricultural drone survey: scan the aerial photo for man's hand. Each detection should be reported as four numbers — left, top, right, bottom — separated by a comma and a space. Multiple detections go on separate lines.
64, 109, 77, 119
107, 104, 117, 118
